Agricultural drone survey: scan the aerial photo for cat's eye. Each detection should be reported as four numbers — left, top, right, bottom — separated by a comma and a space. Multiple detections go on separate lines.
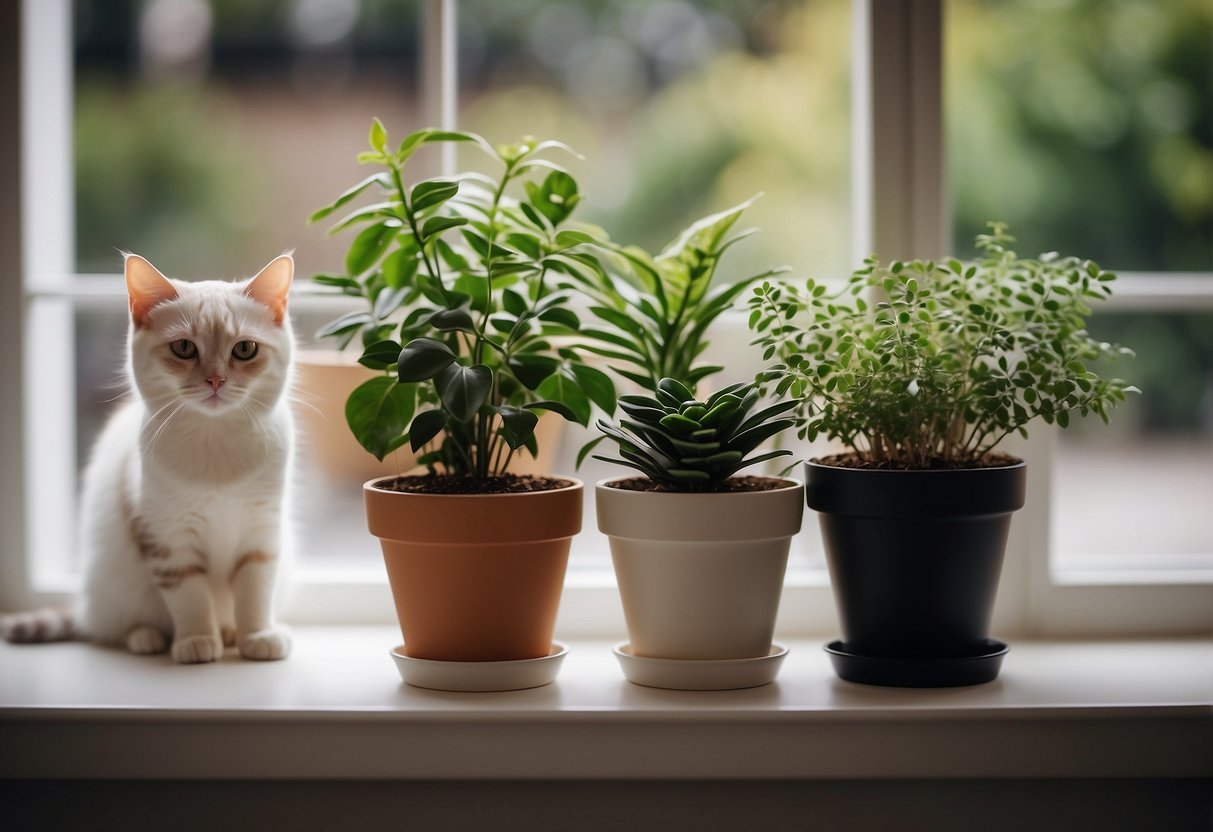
232, 340, 259, 361
170, 339, 197, 359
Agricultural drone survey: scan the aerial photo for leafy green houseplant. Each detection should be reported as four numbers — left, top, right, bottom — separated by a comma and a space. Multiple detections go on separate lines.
749, 224, 1136, 687
594, 378, 797, 492
311, 119, 616, 478
594, 377, 804, 687
560, 197, 789, 391
311, 120, 617, 675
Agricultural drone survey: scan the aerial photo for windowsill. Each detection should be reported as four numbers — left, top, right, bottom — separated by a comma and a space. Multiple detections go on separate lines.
1, 628, 1209, 780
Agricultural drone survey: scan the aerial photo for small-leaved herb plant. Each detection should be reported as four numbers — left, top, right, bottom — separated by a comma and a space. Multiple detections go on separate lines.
594, 377, 798, 492
748, 224, 1137, 468
310, 120, 616, 478
561, 197, 790, 391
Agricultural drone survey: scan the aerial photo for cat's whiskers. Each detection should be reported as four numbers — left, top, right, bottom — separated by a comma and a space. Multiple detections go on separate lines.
142, 401, 186, 459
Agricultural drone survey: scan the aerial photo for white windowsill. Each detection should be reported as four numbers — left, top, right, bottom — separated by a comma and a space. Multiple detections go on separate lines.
1, 629, 1209, 780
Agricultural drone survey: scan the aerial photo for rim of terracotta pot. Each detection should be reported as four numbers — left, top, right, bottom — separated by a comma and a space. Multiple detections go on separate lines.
365, 475, 583, 545
804, 459, 1026, 519
596, 476, 804, 542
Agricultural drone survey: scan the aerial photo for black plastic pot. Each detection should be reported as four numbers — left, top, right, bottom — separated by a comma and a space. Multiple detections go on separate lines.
806, 459, 1026, 687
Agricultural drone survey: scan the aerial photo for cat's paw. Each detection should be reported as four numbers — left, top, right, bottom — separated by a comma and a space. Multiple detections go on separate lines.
126, 626, 168, 655
220, 625, 237, 647
238, 628, 291, 661
171, 633, 223, 664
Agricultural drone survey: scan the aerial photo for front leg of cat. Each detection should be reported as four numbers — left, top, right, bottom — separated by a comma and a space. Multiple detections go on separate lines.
231, 551, 290, 661
153, 561, 223, 663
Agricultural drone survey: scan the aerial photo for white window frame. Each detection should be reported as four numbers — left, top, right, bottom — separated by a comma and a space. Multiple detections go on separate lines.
3, 0, 1210, 636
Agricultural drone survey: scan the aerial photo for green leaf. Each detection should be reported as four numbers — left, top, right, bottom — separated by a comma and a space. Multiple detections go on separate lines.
358, 339, 402, 370
428, 305, 477, 332
410, 179, 460, 213
397, 337, 456, 382
576, 435, 608, 469
369, 117, 388, 153
657, 378, 696, 404
312, 274, 362, 293
507, 354, 559, 389
380, 247, 420, 289
570, 364, 616, 415
524, 400, 579, 421
309, 172, 391, 223
316, 310, 373, 339
345, 376, 415, 461
346, 220, 401, 275
420, 215, 469, 239
497, 405, 539, 450
537, 369, 592, 426
409, 409, 448, 452
435, 363, 492, 421
538, 307, 580, 330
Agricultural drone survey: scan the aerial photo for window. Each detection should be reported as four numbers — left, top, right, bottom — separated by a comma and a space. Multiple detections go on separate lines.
6, 0, 1209, 635
946, 0, 1213, 588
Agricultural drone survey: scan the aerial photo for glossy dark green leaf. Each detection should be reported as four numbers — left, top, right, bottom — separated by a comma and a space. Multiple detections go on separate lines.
435, 363, 492, 422
570, 364, 616, 415
397, 337, 456, 382
408, 409, 448, 452
358, 339, 402, 371
537, 370, 591, 426
507, 354, 559, 389
345, 376, 415, 461
497, 405, 539, 450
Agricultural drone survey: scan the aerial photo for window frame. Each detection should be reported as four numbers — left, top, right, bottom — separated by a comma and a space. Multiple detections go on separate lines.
3, 0, 1210, 636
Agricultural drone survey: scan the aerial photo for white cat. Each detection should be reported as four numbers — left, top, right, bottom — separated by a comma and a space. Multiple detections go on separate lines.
1, 254, 296, 663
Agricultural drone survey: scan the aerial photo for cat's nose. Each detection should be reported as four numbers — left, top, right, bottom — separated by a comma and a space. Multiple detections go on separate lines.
206, 375, 227, 392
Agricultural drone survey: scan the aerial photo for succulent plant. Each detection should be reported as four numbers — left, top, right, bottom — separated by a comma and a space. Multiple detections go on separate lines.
593, 378, 798, 492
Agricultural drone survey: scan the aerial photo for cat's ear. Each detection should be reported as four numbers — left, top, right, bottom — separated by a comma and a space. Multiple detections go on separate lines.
125, 254, 178, 329
245, 254, 294, 325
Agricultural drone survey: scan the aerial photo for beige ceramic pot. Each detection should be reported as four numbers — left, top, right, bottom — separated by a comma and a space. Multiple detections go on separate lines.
597, 477, 805, 660
365, 477, 583, 661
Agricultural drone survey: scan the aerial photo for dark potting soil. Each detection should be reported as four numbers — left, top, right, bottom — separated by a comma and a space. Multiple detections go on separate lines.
606, 475, 792, 493
377, 474, 574, 495
814, 451, 1023, 471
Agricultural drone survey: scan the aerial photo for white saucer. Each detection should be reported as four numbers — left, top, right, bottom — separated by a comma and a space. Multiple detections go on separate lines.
613, 642, 788, 690
390, 643, 568, 692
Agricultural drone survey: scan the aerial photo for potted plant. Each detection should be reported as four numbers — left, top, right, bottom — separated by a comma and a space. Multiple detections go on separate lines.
312, 120, 617, 677
750, 224, 1137, 686
558, 196, 789, 391
594, 377, 804, 689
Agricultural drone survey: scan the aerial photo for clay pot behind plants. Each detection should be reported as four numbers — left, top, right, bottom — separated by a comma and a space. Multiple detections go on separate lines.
806, 460, 1026, 685
297, 349, 566, 484
597, 478, 804, 660
365, 478, 583, 662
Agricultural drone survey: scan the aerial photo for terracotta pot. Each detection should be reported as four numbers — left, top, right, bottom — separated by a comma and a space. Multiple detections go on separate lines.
365, 477, 583, 661
295, 350, 406, 484
296, 349, 565, 483
596, 477, 805, 660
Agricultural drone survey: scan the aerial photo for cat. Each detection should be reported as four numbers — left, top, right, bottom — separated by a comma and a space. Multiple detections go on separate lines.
0, 253, 296, 663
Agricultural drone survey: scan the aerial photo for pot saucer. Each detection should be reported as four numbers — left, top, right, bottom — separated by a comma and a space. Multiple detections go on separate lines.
613, 642, 788, 691
390, 642, 568, 692
824, 639, 1008, 688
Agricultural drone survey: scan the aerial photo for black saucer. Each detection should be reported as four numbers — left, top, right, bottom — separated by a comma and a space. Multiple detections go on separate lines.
824, 639, 1009, 688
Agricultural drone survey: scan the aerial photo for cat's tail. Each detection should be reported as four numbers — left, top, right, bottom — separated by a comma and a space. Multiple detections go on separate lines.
0, 607, 76, 643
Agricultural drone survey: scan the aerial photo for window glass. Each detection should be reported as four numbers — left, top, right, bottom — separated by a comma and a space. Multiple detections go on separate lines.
458, 0, 852, 573
73, 0, 422, 277
946, 0, 1212, 270
1051, 312, 1213, 570
948, 0, 1213, 572
458, 0, 853, 283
